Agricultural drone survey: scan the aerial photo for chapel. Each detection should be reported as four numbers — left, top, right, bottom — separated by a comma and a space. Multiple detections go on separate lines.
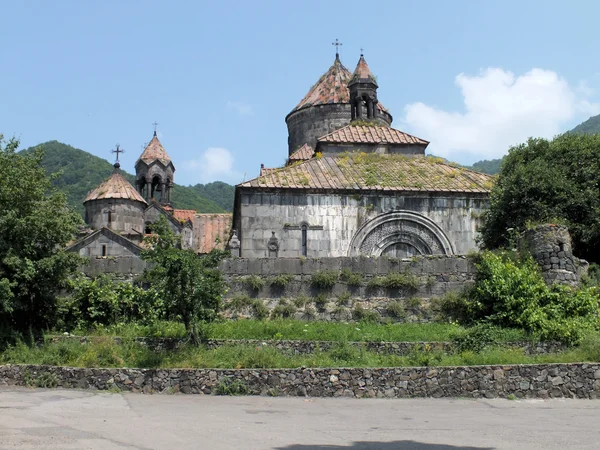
67, 132, 230, 265
231, 51, 494, 258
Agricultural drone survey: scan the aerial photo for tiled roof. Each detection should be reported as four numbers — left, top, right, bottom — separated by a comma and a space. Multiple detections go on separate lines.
291, 56, 387, 114
173, 209, 196, 223
288, 143, 314, 162
84, 166, 147, 204
349, 55, 377, 86
260, 166, 277, 176
238, 153, 493, 193
137, 132, 172, 166
194, 213, 232, 253
318, 125, 429, 146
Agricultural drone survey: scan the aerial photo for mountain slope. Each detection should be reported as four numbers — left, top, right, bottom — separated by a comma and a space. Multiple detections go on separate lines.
21, 141, 231, 216
468, 158, 504, 175
570, 114, 600, 135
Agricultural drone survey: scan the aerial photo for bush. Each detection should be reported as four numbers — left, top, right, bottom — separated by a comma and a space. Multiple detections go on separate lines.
214, 377, 249, 395
340, 269, 363, 287
452, 323, 504, 353
366, 273, 419, 291
269, 274, 294, 289
270, 300, 297, 319
311, 271, 338, 289
385, 301, 406, 319
457, 251, 600, 345
352, 305, 380, 323
251, 300, 269, 321
292, 295, 311, 308
227, 295, 252, 314
313, 294, 328, 311
336, 291, 351, 306
241, 275, 265, 292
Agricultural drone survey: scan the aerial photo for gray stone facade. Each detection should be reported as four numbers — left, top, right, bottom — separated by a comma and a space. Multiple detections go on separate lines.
3, 363, 599, 398
84, 198, 145, 238
235, 192, 487, 258
285, 104, 392, 155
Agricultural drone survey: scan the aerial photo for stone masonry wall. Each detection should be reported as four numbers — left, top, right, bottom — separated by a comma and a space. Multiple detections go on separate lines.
220, 256, 475, 322
2, 363, 599, 399
522, 224, 589, 285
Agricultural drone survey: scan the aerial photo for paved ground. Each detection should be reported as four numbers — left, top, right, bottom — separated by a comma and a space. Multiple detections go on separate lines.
0, 388, 599, 449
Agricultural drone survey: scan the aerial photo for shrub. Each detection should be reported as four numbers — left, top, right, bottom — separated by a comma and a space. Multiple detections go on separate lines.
382, 272, 419, 291
292, 295, 311, 308
452, 323, 503, 353
302, 305, 317, 321
241, 275, 265, 292
251, 300, 269, 320
405, 297, 421, 309
214, 377, 249, 396
228, 295, 252, 314
385, 301, 406, 319
269, 274, 294, 289
336, 291, 351, 306
270, 300, 297, 319
340, 269, 363, 287
311, 271, 338, 289
314, 294, 328, 311
459, 251, 600, 345
352, 305, 380, 323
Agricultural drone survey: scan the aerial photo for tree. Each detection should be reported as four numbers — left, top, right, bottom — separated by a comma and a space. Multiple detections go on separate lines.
0, 135, 82, 335
481, 134, 600, 263
141, 216, 228, 342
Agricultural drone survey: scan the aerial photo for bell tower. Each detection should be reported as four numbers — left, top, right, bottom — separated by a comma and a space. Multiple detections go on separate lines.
135, 129, 175, 206
348, 52, 380, 121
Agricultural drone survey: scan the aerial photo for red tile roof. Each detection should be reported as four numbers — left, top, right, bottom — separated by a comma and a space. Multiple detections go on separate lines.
137, 132, 172, 166
239, 153, 493, 193
291, 56, 387, 114
349, 55, 377, 86
84, 167, 147, 204
318, 125, 429, 146
288, 143, 314, 162
173, 209, 196, 223
194, 213, 232, 253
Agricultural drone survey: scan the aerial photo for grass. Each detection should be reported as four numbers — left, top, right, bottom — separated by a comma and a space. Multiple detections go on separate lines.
2, 334, 599, 369
67, 319, 532, 343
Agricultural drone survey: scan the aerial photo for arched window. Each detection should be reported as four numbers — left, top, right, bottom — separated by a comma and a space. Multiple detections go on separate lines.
107, 210, 112, 228
301, 224, 308, 257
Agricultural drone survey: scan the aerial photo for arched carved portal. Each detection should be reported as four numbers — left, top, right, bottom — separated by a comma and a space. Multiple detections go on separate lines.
348, 211, 454, 257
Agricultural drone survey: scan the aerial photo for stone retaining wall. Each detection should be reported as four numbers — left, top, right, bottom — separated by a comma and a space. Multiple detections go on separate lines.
47, 336, 566, 356
220, 256, 476, 322
2, 363, 599, 399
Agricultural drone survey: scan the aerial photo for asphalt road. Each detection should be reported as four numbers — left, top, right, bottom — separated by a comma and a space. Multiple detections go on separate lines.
1, 388, 599, 449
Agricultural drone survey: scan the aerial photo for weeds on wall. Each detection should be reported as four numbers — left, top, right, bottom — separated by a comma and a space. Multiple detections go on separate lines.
385, 301, 406, 319
251, 300, 269, 320
241, 275, 265, 292
270, 299, 297, 319
313, 294, 328, 311
340, 269, 364, 287
352, 304, 381, 323
214, 377, 249, 396
310, 271, 338, 289
269, 274, 294, 289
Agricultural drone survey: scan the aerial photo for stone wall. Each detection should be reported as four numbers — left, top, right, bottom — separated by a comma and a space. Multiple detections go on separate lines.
235, 192, 487, 258
285, 103, 392, 155
3, 363, 599, 399
82, 256, 147, 280
84, 198, 145, 236
48, 336, 567, 356
220, 255, 475, 321
521, 224, 589, 285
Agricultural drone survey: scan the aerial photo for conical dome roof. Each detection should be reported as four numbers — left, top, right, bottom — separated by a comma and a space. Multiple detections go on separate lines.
84, 165, 147, 204
349, 55, 378, 86
137, 132, 173, 167
291, 56, 352, 113
290, 55, 386, 115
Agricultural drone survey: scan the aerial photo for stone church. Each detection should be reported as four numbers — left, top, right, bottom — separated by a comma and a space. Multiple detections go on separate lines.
231, 52, 494, 258
67, 132, 230, 273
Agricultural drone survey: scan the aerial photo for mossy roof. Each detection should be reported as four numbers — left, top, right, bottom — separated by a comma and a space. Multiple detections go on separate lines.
84, 167, 147, 204
238, 153, 494, 193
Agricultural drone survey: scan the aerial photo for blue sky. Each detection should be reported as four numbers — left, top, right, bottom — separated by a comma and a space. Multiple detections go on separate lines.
2, 0, 600, 186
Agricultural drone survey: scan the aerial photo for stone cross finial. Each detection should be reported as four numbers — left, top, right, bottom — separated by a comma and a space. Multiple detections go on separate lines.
152, 121, 159, 136
360, 47, 364, 56
332, 39, 342, 57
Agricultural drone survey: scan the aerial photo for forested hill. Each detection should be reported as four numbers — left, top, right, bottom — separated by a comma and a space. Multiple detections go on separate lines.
20, 141, 234, 217
570, 114, 600, 135
468, 158, 504, 175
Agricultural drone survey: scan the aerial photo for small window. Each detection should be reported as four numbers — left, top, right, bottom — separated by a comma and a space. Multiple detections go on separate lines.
101, 245, 107, 257
301, 224, 308, 257
107, 210, 112, 227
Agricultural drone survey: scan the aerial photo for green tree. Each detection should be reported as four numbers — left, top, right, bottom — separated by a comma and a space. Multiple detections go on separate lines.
481, 134, 600, 263
141, 216, 228, 342
0, 136, 82, 335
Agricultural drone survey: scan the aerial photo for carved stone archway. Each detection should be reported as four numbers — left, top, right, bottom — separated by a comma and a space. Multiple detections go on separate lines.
348, 211, 454, 257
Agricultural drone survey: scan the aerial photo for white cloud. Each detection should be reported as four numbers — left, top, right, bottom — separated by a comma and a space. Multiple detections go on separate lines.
402, 68, 600, 162
227, 101, 254, 116
184, 147, 239, 183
